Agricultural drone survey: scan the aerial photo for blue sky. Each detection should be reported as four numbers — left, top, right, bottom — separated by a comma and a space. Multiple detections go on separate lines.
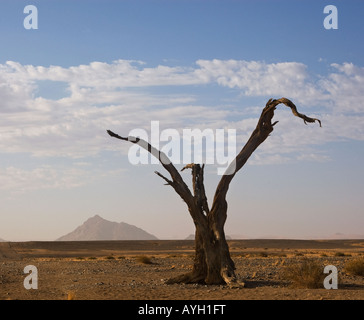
1, 0, 364, 240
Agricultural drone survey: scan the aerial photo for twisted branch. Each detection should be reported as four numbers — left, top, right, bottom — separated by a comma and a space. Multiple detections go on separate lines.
106, 130, 193, 205
211, 97, 321, 212
263, 98, 321, 127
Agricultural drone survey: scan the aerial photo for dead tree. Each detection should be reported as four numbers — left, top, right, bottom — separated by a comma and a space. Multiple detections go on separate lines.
107, 98, 321, 285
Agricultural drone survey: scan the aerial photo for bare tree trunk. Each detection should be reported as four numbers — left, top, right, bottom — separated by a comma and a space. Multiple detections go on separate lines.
107, 98, 321, 285
165, 164, 236, 285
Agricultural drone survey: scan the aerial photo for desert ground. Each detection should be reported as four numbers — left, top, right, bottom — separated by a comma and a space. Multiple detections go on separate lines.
1, 239, 363, 300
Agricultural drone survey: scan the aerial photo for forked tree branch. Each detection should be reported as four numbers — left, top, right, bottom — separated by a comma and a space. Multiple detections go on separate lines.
107, 97, 321, 225
106, 130, 194, 206
210, 97, 321, 215
107, 97, 321, 286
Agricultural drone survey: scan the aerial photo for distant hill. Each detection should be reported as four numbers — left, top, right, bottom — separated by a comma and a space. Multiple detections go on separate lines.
322, 233, 364, 240
0, 238, 6, 242
56, 215, 158, 241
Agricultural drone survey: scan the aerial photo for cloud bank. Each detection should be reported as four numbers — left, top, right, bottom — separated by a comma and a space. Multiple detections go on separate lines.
1, 59, 363, 191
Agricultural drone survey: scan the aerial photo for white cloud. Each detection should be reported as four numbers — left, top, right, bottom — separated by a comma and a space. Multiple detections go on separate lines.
0, 58, 363, 167
0, 164, 126, 195
0, 166, 87, 193
296, 153, 331, 163
319, 63, 364, 113
4, 60, 207, 89
195, 59, 328, 106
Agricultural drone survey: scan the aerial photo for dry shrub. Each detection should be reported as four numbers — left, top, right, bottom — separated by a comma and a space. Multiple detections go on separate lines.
334, 252, 346, 257
283, 259, 325, 289
67, 291, 76, 300
258, 252, 268, 258
345, 258, 364, 276
136, 255, 154, 264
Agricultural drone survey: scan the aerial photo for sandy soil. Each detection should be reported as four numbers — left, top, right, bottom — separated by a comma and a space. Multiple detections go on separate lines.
1, 239, 363, 300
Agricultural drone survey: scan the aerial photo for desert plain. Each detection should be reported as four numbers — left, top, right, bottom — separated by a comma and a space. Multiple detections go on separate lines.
1, 239, 363, 300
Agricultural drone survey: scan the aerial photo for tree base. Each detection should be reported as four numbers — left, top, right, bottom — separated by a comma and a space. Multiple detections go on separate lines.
165, 269, 237, 286
165, 271, 206, 285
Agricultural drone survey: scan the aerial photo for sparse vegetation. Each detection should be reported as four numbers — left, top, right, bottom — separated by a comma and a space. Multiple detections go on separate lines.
344, 258, 364, 276
2, 239, 364, 300
283, 259, 325, 289
105, 256, 115, 260
136, 255, 154, 264
334, 252, 346, 257
258, 252, 268, 257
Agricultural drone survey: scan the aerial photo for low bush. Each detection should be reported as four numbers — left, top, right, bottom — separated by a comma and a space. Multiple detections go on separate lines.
334, 252, 346, 257
345, 258, 364, 276
136, 255, 154, 264
283, 259, 325, 289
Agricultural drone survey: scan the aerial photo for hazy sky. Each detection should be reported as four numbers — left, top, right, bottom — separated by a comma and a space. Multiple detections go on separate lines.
1, 0, 364, 241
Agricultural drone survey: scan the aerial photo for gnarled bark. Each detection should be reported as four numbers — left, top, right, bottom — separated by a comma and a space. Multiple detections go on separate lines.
107, 98, 321, 285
